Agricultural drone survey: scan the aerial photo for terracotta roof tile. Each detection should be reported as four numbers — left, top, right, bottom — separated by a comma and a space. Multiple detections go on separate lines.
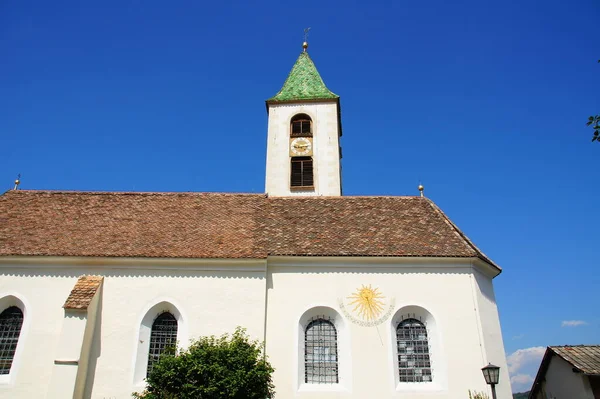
0, 190, 498, 270
550, 345, 600, 375
63, 275, 103, 310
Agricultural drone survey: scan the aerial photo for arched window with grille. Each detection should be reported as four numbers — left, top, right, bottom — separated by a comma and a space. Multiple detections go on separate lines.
147, 312, 178, 375
304, 317, 338, 384
396, 318, 432, 383
291, 114, 312, 137
0, 306, 24, 375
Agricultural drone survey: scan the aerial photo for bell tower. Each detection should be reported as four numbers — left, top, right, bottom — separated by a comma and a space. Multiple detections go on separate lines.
265, 41, 342, 197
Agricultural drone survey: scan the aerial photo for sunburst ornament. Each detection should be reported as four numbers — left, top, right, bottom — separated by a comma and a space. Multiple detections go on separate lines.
347, 284, 386, 321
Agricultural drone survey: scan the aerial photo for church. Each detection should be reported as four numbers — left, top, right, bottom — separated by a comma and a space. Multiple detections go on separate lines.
0, 41, 512, 398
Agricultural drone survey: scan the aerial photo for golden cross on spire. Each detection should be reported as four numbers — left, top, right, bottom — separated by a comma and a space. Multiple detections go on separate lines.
303, 27, 311, 51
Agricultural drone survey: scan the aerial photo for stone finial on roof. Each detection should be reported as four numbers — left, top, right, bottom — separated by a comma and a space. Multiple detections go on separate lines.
63, 275, 104, 310
13, 174, 20, 191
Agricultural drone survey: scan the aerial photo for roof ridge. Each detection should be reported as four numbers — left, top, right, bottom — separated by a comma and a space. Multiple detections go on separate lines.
3, 190, 267, 197
423, 198, 500, 271
268, 195, 421, 200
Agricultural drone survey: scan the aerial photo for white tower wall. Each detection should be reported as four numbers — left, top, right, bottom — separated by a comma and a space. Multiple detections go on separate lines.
265, 101, 341, 196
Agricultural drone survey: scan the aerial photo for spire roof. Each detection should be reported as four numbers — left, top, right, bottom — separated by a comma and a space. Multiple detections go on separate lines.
268, 51, 338, 103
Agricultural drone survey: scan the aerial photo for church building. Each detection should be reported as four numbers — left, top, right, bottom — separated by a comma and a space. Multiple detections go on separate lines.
0, 42, 512, 398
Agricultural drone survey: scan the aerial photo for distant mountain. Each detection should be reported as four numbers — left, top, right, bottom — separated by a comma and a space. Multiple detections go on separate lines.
513, 392, 530, 399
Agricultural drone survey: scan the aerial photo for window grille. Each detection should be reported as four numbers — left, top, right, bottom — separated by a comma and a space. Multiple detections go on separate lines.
396, 318, 432, 383
291, 114, 312, 137
304, 317, 338, 384
147, 312, 178, 375
291, 157, 314, 188
0, 306, 23, 375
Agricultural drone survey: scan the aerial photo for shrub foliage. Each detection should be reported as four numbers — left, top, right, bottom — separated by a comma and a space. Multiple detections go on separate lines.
133, 327, 275, 399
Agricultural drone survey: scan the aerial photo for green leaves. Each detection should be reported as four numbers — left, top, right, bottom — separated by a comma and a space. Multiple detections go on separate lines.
133, 327, 275, 399
588, 115, 600, 142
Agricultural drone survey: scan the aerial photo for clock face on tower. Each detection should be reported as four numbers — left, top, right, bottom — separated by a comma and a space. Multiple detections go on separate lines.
289, 137, 313, 156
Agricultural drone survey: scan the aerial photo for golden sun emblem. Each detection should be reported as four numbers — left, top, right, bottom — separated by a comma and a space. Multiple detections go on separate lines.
347, 285, 385, 321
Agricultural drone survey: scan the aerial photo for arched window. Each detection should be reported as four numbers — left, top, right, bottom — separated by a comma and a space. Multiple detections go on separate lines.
396, 318, 432, 382
147, 312, 178, 375
304, 317, 338, 384
291, 114, 312, 137
0, 306, 24, 375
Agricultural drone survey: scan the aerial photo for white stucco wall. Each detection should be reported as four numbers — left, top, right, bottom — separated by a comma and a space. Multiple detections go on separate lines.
472, 266, 512, 398
265, 101, 341, 196
0, 256, 510, 399
264, 257, 503, 399
539, 356, 595, 399
0, 259, 267, 399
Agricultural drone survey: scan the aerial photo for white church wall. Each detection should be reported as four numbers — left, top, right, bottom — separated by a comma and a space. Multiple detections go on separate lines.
265, 101, 341, 196
472, 265, 513, 398
0, 260, 267, 399
265, 257, 497, 399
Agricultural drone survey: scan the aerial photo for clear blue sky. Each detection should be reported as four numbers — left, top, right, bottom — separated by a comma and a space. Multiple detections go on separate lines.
1, 1, 598, 392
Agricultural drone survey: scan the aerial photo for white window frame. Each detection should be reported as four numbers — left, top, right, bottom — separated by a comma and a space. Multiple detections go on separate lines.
296, 306, 352, 393
132, 299, 188, 387
389, 305, 447, 393
0, 293, 30, 386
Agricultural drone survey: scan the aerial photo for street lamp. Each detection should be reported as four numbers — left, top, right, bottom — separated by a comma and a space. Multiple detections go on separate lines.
481, 363, 500, 399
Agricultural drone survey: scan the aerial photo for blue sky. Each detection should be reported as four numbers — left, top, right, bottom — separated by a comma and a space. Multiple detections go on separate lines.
1, 0, 598, 392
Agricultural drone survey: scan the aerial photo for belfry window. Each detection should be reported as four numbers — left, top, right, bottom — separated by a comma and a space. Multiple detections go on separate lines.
147, 312, 178, 375
396, 318, 432, 383
291, 157, 314, 188
304, 317, 338, 384
291, 114, 312, 137
0, 306, 23, 375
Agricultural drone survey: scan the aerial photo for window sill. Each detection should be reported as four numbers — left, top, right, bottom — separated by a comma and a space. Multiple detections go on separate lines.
298, 383, 348, 393
395, 381, 444, 392
290, 186, 314, 192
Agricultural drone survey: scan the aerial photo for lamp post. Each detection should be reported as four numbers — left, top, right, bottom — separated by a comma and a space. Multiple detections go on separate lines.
481, 363, 500, 399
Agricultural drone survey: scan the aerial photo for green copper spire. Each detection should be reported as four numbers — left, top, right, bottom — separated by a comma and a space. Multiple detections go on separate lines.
268, 50, 339, 103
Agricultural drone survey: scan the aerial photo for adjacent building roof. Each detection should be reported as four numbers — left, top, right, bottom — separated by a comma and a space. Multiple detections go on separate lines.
530, 346, 600, 397
0, 190, 498, 270
267, 51, 339, 103
550, 346, 600, 375
63, 275, 104, 310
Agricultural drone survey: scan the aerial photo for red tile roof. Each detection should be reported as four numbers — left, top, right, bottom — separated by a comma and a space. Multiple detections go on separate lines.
63, 275, 103, 310
0, 190, 498, 270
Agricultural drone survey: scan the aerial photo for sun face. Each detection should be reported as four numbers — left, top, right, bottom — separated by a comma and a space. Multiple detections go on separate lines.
347, 285, 385, 321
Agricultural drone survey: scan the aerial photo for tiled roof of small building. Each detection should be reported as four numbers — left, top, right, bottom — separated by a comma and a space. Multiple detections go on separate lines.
550, 345, 600, 375
267, 51, 338, 103
63, 275, 103, 310
0, 190, 498, 270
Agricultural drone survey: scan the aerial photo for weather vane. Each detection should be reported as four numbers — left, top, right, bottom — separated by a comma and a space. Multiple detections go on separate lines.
303, 27, 311, 51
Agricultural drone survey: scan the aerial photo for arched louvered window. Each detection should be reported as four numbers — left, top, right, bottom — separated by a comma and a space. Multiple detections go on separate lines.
304, 317, 338, 384
0, 306, 24, 375
396, 318, 432, 382
291, 114, 312, 137
147, 312, 178, 375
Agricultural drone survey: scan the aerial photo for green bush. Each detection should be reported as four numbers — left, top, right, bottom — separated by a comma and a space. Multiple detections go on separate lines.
133, 327, 275, 399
